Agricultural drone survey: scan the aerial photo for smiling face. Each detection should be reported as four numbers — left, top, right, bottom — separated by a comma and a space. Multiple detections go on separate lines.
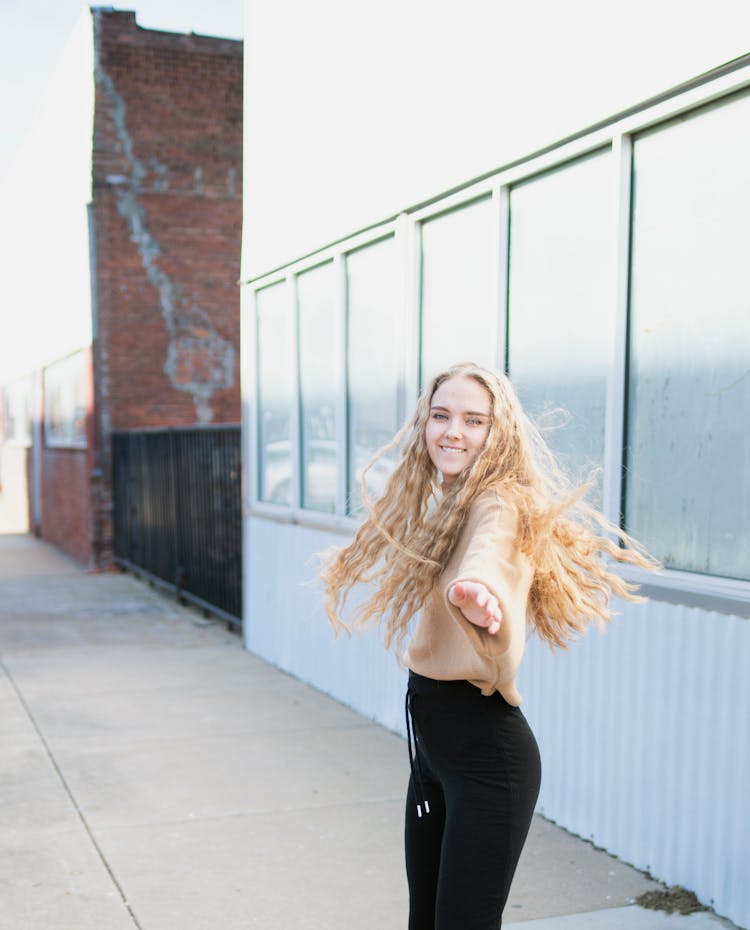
424, 375, 492, 485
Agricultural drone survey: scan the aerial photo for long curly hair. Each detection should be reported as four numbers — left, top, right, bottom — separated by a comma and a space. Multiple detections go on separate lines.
321, 361, 656, 652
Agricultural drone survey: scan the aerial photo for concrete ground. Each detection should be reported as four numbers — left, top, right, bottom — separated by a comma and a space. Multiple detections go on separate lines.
0, 533, 737, 930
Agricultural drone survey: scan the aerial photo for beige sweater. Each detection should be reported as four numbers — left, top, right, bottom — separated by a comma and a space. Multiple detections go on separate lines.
403, 489, 534, 705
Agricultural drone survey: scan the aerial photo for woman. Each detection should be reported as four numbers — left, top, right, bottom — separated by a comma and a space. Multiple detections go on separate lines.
322, 362, 654, 930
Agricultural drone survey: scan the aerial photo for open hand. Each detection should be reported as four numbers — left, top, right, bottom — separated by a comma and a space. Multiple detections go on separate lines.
448, 581, 502, 635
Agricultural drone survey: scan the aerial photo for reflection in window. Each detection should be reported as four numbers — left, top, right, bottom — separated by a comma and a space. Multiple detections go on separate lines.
256, 282, 293, 505
627, 93, 750, 580
298, 262, 338, 513
44, 351, 88, 448
420, 197, 497, 386
508, 152, 613, 498
3, 377, 33, 445
346, 237, 402, 514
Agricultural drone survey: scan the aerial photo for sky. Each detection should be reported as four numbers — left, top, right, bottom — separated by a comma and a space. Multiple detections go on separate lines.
3, 0, 749, 381
0, 0, 243, 186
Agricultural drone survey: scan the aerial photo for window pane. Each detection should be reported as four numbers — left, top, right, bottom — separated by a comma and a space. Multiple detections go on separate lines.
256, 282, 293, 505
627, 93, 750, 580
3, 377, 33, 445
420, 197, 497, 385
44, 351, 88, 449
298, 262, 338, 513
346, 237, 402, 514
508, 152, 613, 496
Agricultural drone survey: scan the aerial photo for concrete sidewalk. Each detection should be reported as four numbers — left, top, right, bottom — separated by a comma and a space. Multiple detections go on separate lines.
0, 534, 735, 930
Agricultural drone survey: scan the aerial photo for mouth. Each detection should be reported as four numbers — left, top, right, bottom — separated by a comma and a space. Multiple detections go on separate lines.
439, 445, 466, 454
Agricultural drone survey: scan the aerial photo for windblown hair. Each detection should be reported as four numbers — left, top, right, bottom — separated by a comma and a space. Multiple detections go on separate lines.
321, 362, 656, 652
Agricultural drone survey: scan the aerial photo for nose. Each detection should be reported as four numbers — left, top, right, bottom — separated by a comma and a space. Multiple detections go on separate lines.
444, 419, 461, 439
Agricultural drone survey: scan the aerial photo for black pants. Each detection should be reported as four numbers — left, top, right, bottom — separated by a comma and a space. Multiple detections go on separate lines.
405, 671, 541, 930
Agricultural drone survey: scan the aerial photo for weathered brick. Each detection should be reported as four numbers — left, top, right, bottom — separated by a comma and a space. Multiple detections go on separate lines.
41, 11, 242, 567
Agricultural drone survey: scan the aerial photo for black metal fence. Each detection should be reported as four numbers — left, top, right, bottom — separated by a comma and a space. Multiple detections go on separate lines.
112, 427, 242, 626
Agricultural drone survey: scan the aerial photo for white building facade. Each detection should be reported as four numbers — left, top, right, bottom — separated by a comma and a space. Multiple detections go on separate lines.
241, 3, 750, 925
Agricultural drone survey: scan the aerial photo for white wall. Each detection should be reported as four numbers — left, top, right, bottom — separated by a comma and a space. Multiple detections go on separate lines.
241, 5, 750, 926
244, 512, 750, 926
243, 0, 750, 279
244, 517, 407, 733
521, 600, 750, 925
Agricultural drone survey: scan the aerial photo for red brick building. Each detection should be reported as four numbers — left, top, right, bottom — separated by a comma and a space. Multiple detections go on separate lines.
0, 10, 242, 566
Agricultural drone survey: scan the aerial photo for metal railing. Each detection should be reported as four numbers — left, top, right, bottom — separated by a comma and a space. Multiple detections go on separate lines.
112, 427, 242, 626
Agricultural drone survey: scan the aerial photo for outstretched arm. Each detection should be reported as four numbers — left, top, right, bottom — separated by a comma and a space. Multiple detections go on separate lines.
447, 581, 502, 636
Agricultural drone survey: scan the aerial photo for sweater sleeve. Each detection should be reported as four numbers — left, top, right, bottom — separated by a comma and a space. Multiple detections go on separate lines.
443, 491, 533, 662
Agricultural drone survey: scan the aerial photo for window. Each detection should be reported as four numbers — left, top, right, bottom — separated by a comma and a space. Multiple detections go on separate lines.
626, 93, 750, 580
256, 282, 293, 505
346, 237, 403, 514
3, 377, 33, 446
247, 74, 750, 602
297, 261, 338, 513
44, 351, 88, 449
419, 197, 497, 386
508, 152, 613, 495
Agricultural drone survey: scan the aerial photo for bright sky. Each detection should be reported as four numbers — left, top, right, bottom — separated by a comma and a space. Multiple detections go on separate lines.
0, 0, 243, 381
0, 0, 243, 185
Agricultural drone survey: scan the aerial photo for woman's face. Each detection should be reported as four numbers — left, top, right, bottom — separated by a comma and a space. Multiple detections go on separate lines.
424, 376, 492, 485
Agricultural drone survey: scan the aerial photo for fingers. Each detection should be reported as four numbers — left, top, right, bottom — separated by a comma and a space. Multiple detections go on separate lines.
448, 582, 467, 605
469, 585, 499, 622
481, 595, 502, 633
449, 582, 502, 633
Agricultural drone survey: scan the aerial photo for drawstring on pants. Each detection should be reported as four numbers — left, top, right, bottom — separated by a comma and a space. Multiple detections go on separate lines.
405, 687, 430, 818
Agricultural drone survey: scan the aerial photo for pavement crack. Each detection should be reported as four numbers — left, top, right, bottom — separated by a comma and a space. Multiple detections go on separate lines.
0, 657, 144, 930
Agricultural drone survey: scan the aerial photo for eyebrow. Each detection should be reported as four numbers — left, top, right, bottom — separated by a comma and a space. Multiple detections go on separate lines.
430, 405, 490, 417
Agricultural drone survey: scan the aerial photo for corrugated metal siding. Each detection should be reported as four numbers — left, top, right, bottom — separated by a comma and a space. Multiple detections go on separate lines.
245, 517, 407, 734
245, 519, 749, 928
519, 599, 750, 928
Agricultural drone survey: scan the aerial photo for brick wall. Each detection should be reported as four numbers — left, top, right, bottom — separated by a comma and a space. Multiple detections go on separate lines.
89, 11, 243, 565
40, 448, 91, 564
37, 347, 96, 565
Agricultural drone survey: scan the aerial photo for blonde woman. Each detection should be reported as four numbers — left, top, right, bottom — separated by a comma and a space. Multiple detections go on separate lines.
322, 362, 654, 930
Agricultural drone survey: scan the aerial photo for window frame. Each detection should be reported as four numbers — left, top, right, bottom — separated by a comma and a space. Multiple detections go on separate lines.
622, 93, 750, 585
242, 61, 750, 613
505, 145, 615, 502
415, 191, 503, 389
295, 257, 340, 516
42, 350, 89, 451
343, 231, 405, 516
253, 277, 295, 509
248, 222, 406, 535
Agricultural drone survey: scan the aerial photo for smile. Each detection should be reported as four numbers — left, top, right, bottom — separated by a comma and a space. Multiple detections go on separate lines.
440, 446, 465, 453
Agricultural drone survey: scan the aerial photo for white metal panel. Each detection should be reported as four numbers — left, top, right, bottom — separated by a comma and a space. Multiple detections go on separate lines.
244, 516, 408, 733
519, 599, 750, 927
245, 516, 750, 927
